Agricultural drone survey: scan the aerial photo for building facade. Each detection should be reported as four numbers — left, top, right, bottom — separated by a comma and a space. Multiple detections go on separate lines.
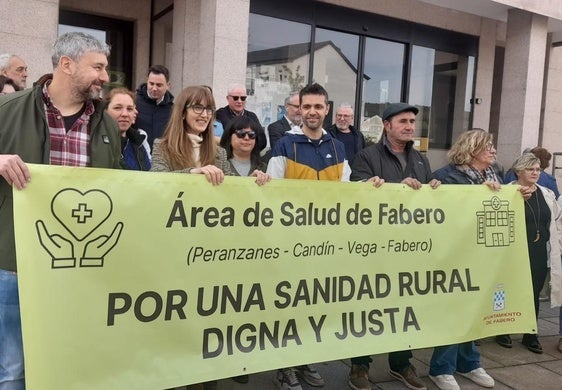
3, 0, 562, 178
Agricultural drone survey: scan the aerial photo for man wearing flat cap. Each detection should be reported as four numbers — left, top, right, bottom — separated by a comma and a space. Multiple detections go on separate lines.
347, 103, 440, 390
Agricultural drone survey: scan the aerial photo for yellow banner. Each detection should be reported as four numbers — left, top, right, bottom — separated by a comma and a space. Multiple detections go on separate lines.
14, 164, 536, 390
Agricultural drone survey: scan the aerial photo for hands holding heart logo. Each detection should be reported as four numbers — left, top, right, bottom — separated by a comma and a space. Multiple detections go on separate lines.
35, 188, 124, 268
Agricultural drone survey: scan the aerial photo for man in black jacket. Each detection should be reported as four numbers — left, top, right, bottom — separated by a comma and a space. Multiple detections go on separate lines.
135, 65, 174, 149
327, 103, 365, 163
215, 83, 266, 151
267, 91, 301, 152
348, 103, 440, 390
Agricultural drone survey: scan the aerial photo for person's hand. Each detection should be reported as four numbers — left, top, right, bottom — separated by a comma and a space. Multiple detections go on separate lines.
483, 180, 501, 191
428, 179, 441, 189
190, 165, 225, 185
35, 220, 75, 268
250, 169, 271, 186
366, 176, 385, 188
81, 222, 124, 267
518, 185, 534, 200
401, 177, 422, 189
0, 154, 31, 190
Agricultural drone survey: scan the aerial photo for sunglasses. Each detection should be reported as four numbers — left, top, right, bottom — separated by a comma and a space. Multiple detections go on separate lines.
234, 129, 256, 139
229, 95, 247, 102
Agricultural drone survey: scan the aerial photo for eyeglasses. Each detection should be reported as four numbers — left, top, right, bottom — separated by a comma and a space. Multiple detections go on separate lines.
286, 103, 300, 109
234, 129, 256, 139
186, 104, 215, 115
229, 95, 247, 102
484, 142, 495, 151
336, 114, 353, 119
524, 168, 541, 173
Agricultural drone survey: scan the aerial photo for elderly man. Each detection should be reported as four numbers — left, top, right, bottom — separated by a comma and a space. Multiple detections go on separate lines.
0, 54, 28, 89
267, 91, 301, 151
327, 103, 365, 163
135, 65, 174, 149
215, 83, 266, 151
349, 103, 440, 390
0, 32, 121, 389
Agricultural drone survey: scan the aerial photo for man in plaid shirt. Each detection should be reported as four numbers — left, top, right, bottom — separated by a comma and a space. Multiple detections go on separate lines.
0, 32, 121, 389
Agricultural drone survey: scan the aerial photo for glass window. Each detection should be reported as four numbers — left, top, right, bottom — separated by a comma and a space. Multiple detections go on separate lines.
409, 46, 475, 149
59, 10, 133, 93
247, 14, 311, 128
361, 38, 405, 143
313, 28, 359, 128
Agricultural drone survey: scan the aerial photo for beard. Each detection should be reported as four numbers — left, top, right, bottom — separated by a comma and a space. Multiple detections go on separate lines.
72, 78, 103, 102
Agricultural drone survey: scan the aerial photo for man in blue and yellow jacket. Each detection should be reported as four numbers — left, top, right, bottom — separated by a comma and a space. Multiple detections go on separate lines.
267, 83, 350, 182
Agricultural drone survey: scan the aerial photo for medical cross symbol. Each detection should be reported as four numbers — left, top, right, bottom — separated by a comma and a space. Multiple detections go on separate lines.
71, 203, 93, 224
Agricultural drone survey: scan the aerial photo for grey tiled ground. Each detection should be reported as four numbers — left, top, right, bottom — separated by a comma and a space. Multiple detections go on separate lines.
175, 301, 562, 389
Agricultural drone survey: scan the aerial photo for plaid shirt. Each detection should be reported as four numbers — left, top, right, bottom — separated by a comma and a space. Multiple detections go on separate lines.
43, 83, 94, 166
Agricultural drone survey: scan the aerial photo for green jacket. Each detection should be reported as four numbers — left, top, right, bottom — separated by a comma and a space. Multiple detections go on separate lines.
0, 76, 121, 272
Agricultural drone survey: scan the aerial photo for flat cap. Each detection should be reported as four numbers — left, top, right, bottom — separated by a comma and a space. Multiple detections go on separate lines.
382, 103, 419, 121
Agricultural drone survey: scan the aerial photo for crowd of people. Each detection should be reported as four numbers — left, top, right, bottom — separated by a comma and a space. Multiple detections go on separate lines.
0, 31, 561, 390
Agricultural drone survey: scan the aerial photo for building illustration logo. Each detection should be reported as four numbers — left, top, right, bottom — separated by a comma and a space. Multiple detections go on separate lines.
476, 196, 515, 247
35, 188, 124, 269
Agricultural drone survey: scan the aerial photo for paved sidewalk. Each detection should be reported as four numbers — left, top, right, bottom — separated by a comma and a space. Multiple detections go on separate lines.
194, 301, 562, 390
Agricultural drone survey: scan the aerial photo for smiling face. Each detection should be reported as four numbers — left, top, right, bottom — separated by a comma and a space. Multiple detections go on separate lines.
335, 107, 354, 132
185, 100, 213, 135
300, 93, 329, 135
107, 93, 136, 135
69, 51, 109, 101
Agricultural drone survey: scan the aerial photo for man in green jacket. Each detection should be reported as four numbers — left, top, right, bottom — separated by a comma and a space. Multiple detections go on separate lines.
0, 31, 120, 389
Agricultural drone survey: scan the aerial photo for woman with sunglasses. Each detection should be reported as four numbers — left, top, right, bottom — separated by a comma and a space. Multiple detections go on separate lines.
150, 85, 232, 184
220, 116, 270, 183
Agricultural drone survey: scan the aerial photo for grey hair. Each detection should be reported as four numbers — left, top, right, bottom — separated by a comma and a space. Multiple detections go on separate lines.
338, 102, 353, 110
284, 91, 299, 105
227, 83, 246, 95
52, 32, 110, 68
511, 153, 540, 174
0, 54, 14, 71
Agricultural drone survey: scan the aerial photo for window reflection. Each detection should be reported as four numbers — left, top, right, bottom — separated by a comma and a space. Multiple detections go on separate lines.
361, 38, 405, 143
410, 46, 475, 149
246, 14, 311, 128
313, 28, 359, 128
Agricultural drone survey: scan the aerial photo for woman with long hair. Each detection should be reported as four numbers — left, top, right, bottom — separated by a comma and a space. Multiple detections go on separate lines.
150, 85, 231, 184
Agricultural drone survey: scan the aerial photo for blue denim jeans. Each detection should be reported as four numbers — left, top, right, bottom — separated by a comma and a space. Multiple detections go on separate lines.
0, 269, 25, 390
429, 342, 481, 376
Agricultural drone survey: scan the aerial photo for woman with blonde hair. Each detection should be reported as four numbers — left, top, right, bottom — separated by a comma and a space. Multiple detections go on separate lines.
105, 87, 151, 171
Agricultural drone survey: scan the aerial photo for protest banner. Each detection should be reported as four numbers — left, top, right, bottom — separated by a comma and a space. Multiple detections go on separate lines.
13, 164, 535, 389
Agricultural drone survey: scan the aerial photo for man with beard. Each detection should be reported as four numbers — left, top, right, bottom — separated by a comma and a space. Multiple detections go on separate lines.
267, 83, 349, 390
0, 54, 28, 89
267, 83, 350, 182
0, 32, 120, 389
